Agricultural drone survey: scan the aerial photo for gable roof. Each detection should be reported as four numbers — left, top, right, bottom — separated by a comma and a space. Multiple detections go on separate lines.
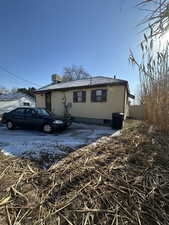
35, 76, 128, 93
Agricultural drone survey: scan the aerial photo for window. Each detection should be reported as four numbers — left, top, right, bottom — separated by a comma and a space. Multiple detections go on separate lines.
35, 108, 50, 116
13, 108, 25, 115
77, 91, 82, 102
95, 90, 102, 102
25, 108, 33, 116
23, 102, 30, 106
91, 89, 107, 102
73, 91, 86, 103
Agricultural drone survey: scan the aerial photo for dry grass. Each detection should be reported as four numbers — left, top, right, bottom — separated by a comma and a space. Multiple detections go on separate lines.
0, 120, 169, 225
129, 30, 169, 133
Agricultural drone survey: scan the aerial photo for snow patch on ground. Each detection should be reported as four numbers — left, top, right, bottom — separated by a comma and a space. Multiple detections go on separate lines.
0, 122, 117, 168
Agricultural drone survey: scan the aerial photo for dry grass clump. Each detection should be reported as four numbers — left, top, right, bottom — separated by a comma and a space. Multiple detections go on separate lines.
141, 50, 169, 133
0, 121, 169, 225
130, 31, 169, 133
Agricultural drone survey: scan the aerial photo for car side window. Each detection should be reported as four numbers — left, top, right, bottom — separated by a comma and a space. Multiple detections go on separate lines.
13, 108, 25, 115
25, 109, 33, 116
31, 109, 37, 115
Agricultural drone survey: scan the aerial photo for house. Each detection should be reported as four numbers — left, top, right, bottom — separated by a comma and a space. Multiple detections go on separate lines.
35, 75, 134, 125
0, 93, 35, 116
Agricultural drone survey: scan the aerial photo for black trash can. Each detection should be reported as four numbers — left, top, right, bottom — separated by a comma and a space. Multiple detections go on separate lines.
112, 113, 124, 129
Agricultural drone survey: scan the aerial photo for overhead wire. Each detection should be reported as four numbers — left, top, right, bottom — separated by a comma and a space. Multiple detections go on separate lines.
0, 64, 39, 87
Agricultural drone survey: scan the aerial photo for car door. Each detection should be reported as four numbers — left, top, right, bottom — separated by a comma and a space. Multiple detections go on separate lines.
24, 108, 43, 129
24, 108, 34, 128
12, 108, 26, 127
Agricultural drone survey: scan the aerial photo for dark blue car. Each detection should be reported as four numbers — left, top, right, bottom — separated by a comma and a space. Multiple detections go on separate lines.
1, 107, 72, 133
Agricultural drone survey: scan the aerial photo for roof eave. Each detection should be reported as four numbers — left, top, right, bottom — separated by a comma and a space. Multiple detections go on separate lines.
34, 82, 128, 94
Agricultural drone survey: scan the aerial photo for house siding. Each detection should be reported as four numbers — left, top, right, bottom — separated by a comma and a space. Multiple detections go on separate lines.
35, 85, 127, 120
35, 94, 46, 108
51, 91, 65, 116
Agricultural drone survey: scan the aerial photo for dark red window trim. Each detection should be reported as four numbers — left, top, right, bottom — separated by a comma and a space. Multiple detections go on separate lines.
73, 91, 86, 103
91, 89, 107, 102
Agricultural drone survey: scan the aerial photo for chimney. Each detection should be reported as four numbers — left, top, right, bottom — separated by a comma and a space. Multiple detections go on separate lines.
51, 74, 62, 83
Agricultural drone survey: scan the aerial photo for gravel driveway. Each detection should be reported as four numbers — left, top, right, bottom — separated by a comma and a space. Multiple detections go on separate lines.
0, 122, 116, 168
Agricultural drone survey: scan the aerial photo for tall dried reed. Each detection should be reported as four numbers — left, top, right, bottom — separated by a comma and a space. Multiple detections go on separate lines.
130, 31, 169, 133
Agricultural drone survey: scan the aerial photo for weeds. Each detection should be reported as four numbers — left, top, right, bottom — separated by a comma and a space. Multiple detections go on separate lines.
0, 121, 169, 224
129, 29, 169, 133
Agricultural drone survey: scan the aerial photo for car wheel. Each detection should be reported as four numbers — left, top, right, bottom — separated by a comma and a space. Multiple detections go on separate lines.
43, 124, 52, 133
6, 121, 15, 130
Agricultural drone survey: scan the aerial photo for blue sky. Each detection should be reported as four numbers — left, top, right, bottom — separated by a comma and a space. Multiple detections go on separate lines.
0, 0, 145, 95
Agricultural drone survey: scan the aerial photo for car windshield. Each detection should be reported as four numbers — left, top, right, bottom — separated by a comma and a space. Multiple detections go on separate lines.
35, 108, 50, 116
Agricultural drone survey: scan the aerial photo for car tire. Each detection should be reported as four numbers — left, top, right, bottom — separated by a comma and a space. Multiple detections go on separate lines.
42, 124, 52, 133
6, 121, 15, 130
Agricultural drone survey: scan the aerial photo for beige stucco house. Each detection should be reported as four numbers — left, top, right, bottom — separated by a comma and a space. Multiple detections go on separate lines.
35, 76, 134, 124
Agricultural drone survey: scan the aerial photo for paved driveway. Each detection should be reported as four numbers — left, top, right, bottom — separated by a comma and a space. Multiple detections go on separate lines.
0, 123, 116, 168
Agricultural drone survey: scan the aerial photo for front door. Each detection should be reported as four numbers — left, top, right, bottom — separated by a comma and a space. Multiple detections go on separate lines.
45, 92, 51, 112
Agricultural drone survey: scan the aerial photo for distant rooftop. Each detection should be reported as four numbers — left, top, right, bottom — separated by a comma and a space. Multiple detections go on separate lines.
35, 76, 128, 93
0, 93, 28, 101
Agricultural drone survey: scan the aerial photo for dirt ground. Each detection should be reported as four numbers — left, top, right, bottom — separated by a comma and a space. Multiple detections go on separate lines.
0, 120, 169, 225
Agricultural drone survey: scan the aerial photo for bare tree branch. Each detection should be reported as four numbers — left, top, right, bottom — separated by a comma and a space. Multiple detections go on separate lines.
62, 65, 91, 81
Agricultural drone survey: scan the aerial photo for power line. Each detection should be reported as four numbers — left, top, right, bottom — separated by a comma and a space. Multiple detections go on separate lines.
0, 64, 39, 87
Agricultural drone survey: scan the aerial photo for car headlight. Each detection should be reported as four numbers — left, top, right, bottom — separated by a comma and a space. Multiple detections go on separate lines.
52, 120, 63, 125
